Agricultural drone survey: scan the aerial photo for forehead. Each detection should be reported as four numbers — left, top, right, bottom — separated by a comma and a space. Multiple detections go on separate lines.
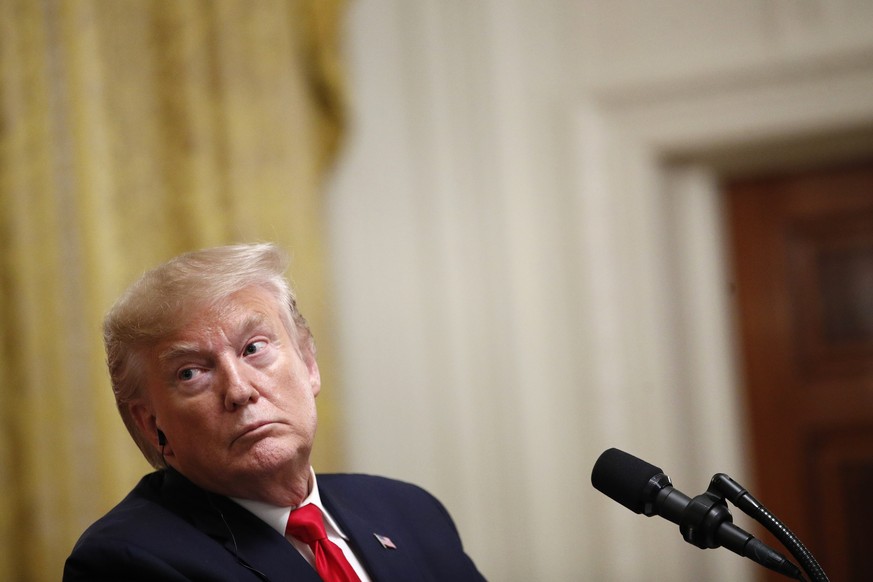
153, 287, 287, 355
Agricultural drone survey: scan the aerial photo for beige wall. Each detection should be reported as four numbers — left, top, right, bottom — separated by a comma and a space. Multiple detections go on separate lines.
327, 1, 873, 580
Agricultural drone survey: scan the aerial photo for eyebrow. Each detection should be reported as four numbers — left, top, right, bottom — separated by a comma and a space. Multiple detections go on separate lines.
157, 312, 271, 364
157, 342, 205, 365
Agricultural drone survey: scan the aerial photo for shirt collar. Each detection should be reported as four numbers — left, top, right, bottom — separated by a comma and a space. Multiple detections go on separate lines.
231, 467, 349, 540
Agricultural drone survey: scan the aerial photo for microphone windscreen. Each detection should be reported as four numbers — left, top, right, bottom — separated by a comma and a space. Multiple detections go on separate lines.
591, 448, 664, 514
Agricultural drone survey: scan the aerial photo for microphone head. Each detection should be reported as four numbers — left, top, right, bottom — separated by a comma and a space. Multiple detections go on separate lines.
591, 448, 666, 514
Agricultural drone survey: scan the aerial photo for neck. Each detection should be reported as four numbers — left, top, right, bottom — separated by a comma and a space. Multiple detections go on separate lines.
169, 459, 314, 507
254, 464, 313, 507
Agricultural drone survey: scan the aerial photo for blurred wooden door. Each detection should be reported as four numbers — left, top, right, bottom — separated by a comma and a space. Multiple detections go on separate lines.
726, 159, 873, 582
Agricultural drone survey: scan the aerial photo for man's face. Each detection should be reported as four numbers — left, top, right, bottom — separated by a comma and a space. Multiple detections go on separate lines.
131, 285, 320, 499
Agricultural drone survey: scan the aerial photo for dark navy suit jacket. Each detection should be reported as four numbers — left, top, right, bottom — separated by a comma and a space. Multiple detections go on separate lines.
63, 469, 485, 581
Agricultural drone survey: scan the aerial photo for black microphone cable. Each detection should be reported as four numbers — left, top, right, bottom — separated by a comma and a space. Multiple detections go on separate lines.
204, 491, 271, 582
710, 473, 828, 582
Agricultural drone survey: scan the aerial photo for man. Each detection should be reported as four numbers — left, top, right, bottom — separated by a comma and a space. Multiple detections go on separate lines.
64, 243, 485, 581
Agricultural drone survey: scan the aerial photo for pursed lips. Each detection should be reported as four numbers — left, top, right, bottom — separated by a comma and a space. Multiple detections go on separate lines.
231, 420, 280, 445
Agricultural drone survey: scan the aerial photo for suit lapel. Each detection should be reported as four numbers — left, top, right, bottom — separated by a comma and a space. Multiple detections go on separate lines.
161, 469, 321, 582
321, 482, 427, 582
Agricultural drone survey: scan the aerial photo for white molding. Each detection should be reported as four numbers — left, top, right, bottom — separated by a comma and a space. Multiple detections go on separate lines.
599, 54, 873, 154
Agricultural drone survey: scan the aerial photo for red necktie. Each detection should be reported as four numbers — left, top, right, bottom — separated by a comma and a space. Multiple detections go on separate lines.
285, 504, 361, 582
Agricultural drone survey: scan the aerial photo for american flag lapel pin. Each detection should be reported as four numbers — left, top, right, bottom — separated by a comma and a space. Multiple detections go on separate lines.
373, 533, 397, 550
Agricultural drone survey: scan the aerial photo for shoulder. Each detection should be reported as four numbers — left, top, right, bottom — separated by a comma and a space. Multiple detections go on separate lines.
318, 473, 461, 539
319, 473, 448, 511
318, 473, 433, 495
71, 472, 176, 542
64, 472, 182, 580
63, 471, 254, 582
317, 474, 486, 581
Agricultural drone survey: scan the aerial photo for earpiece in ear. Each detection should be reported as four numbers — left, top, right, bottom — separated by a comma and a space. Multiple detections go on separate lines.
157, 429, 167, 447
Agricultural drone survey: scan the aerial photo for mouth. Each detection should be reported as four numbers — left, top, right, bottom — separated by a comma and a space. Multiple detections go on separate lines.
232, 421, 279, 445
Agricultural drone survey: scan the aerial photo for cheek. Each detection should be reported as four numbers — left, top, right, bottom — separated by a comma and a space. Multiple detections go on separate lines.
266, 359, 311, 395
273, 378, 317, 419
159, 396, 220, 436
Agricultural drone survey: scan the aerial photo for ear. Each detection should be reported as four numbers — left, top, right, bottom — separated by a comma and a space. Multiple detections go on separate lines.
302, 344, 321, 397
129, 400, 166, 451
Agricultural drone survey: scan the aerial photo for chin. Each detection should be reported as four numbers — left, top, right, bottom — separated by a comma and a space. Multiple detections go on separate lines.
238, 437, 311, 472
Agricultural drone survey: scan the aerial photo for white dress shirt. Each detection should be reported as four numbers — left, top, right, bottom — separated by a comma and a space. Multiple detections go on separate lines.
232, 468, 372, 582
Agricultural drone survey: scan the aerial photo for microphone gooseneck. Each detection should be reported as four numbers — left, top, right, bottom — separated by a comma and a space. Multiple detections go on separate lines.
710, 473, 828, 582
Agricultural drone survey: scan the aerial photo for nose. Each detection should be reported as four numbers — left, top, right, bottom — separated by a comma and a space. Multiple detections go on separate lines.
220, 356, 260, 411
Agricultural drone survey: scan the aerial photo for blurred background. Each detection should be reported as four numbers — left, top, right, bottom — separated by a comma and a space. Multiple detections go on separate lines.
2, 1, 872, 581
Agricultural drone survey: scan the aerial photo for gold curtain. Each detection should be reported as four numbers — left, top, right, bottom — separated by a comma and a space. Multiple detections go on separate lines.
0, 1, 346, 580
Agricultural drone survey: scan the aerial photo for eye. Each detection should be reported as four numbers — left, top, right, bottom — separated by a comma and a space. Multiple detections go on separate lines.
243, 340, 267, 356
177, 367, 201, 382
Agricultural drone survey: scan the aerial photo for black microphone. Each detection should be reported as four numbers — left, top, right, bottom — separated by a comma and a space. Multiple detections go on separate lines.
591, 448, 802, 579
